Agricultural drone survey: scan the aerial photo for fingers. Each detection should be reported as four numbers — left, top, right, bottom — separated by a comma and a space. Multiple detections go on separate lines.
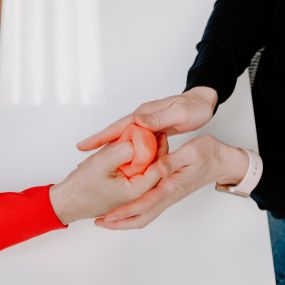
93, 134, 174, 230
76, 97, 170, 151
133, 95, 188, 133
95, 188, 168, 230
132, 96, 180, 132
156, 133, 169, 159
98, 187, 163, 223
95, 215, 143, 230
134, 107, 181, 133
95, 214, 156, 230
128, 133, 168, 194
76, 114, 133, 151
157, 147, 188, 178
97, 141, 134, 172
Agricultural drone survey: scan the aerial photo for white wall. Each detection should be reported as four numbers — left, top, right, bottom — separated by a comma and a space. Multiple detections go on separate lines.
0, 0, 103, 105
0, 1, 276, 284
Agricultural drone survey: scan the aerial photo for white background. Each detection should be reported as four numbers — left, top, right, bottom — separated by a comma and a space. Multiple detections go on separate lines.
0, 0, 276, 284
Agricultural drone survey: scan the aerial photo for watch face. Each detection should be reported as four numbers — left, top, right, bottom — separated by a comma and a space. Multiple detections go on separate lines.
215, 183, 250, 198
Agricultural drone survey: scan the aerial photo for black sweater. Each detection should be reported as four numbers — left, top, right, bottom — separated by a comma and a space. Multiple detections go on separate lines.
184, 0, 285, 218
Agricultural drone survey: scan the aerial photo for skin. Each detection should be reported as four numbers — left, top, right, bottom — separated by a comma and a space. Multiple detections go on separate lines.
77, 87, 218, 150
77, 87, 249, 230
0, 2, 247, 229
96, 135, 248, 229
0, 2, 167, 227
0, 0, 166, 228
118, 123, 158, 177
50, 134, 168, 225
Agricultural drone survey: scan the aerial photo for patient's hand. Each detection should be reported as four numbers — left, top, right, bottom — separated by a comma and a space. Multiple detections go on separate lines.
49, 133, 168, 225
117, 123, 157, 178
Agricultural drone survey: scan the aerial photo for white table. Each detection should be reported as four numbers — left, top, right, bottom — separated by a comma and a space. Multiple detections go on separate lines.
0, 0, 276, 284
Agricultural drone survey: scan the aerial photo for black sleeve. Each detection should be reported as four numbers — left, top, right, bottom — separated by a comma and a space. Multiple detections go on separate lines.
183, 0, 268, 109
183, 0, 283, 216
250, 152, 285, 219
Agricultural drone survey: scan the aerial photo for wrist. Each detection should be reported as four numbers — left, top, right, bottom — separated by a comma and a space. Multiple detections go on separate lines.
49, 181, 77, 225
215, 142, 249, 186
183, 86, 218, 112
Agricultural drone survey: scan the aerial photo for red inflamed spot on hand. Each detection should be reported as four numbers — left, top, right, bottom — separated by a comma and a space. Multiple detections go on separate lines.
117, 123, 157, 178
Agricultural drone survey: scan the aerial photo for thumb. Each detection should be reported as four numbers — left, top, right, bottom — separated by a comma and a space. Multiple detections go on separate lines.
99, 141, 134, 172
134, 108, 180, 132
157, 148, 188, 178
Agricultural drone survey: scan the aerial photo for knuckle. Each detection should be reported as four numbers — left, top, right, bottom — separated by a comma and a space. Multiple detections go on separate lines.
157, 156, 173, 176
183, 140, 202, 159
189, 135, 218, 158
150, 113, 161, 127
135, 102, 149, 113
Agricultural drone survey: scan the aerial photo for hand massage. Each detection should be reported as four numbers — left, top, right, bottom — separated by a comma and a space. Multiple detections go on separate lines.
1, 87, 260, 250
2, 0, 283, 282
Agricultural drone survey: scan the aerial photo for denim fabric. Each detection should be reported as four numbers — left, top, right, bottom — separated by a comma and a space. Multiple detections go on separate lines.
268, 212, 285, 285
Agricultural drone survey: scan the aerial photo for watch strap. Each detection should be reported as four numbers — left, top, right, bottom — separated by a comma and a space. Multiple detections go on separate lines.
215, 148, 263, 198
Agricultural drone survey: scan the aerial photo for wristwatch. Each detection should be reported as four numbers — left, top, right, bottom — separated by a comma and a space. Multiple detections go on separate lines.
215, 148, 263, 198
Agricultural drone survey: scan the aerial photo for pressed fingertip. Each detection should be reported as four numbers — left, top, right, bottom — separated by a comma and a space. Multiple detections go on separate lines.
124, 141, 136, 157
95, 218, 105, 226
77, 139, 101, 151
76, 140, 90, 150
104, 216, 117, 223
95, 222, 104, 228
76, 143, 84, 150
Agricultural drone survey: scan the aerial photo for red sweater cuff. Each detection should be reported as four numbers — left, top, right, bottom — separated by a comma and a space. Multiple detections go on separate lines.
0, 184, 68, 250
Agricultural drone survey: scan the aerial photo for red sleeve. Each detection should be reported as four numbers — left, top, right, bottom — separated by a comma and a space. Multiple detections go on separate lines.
0, 184, 68, 250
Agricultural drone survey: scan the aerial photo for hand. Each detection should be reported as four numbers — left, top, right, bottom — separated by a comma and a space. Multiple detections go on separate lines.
76, 87, 218, 151
95, 135, 249, 230
117, 123, 158, 178
49, 133, 169, 225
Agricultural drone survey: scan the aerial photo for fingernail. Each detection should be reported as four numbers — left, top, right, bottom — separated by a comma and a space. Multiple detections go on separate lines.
95, 219, 104, 226
104, 216, 116, 223
76, 143, 83, 149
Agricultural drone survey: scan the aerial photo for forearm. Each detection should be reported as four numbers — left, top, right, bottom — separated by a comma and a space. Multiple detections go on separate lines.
0, 184, 67, 251
184, 0, 268, 105
49, 181, 80, 225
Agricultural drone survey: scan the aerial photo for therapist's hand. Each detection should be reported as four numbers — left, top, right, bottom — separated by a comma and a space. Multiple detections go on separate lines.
76, 87, 218, 151
95, 135, 249, 230
49, 134, 168, 225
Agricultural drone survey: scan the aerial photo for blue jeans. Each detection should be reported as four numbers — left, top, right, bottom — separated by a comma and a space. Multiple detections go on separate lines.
268, 212, 285, 285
